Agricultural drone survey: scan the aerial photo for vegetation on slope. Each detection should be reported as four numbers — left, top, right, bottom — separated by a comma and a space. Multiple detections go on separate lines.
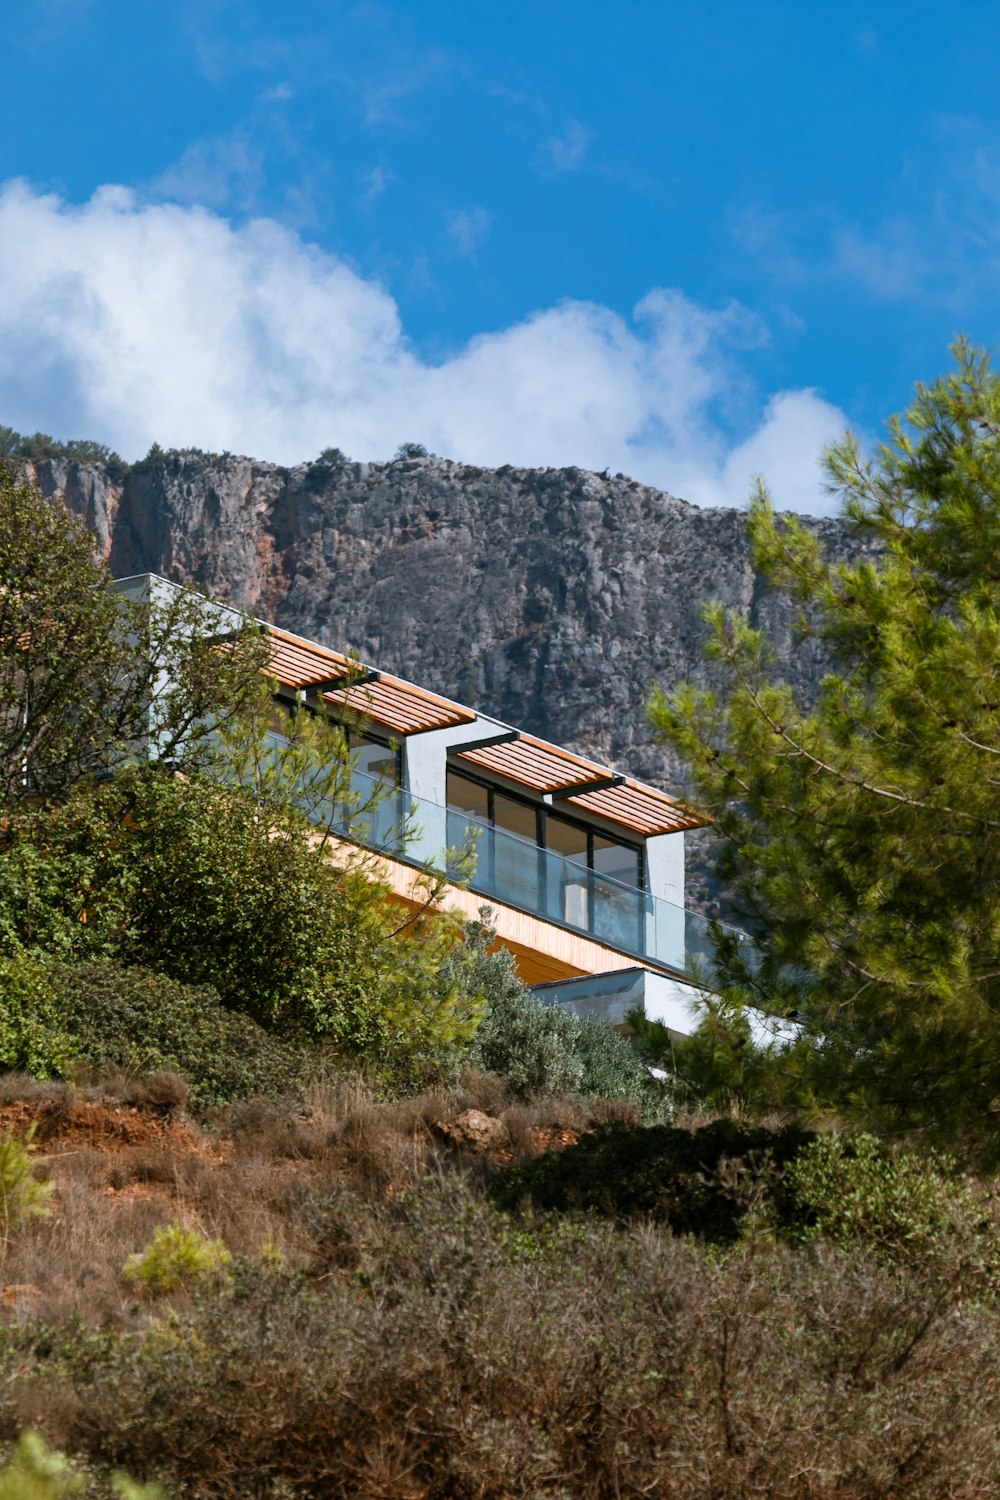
653, 342, 1000, 1157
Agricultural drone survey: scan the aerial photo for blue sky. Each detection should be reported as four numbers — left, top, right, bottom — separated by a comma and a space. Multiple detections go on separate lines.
2, 0, 999, 512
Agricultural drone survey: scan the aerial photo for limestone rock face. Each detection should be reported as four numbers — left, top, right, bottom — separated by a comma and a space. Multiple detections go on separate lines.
27, 451, 869, 903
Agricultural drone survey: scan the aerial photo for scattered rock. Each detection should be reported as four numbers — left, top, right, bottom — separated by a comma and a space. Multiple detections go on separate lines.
435, 1108, 511, 1155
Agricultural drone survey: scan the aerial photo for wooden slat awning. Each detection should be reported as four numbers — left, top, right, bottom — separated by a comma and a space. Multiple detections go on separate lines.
455, 734, 608, 794
564, 780, 706, 836
263, 625, 353, 690
319, 676, 474, 735
455, 731, 706, 836
261, 624, 475, 736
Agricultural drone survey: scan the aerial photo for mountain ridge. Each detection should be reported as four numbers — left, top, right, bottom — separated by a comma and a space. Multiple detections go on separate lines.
26, 449, 867, 903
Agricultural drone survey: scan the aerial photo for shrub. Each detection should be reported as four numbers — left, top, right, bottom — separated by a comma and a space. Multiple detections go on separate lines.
470, 980, 584, 1098
462, 929, 653, 1106
16, 959, 311, 1109
123, 1222, 231, 1295
0, 1431, 83, 1500
496, 1118, 813, 1238
0, 1127, 52, 1252
573, 1016, 656, 1104
0, 768, 479, 1069
393, 441, 428, 459
0, 954, 77, 1079
787, 1132, 999, 1280
0, 1432, 166, 1500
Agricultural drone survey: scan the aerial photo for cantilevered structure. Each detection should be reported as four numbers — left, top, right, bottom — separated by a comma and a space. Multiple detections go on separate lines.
114, 574, 728, 1035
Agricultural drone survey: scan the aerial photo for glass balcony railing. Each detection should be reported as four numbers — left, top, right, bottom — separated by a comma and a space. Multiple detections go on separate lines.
318, 764, 749, 983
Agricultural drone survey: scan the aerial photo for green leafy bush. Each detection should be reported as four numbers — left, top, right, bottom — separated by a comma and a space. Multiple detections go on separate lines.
0, 767, 480, 1067
0, 1431, 84, 1500
573, 1016, 655, 1103
462, 931, 652, 1106
0, 1432, 165, 1500
42, 961, 312, 1109
787, 1132, 998, 1279
0, 954, 77, 1078
470, 978, 584, 1097
123, 1222, 232, 1295
0, 1127, 52, 1252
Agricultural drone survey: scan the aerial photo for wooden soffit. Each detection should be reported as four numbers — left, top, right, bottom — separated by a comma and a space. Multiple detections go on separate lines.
261, 624, 475, 736
454, 731, 706, 837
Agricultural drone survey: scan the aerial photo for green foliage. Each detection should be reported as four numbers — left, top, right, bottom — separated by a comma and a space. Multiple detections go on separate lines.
0, 467, 267, 803
496, 1118, 813, 1237
0, 1127, 52, 1251
472, 981, 584, 1097
41, 960, 310, 1108
787, 1133, 998, 1285
304, 447, 351, 490
0, 953, 77, 1078
393, 441, 428, 459
459, 923, 653, 1104
0, 765, 480, 1067
0, 1432, 84, 1500
123, 1222, 231, 1295
650, 342, 1000, 1156
0, 427, 128, 482
573, 1016, 655, 1102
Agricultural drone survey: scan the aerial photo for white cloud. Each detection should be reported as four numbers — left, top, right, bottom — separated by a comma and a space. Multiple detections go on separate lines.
541, 120, 591, 173
0, 180, 849, 514
446, 205, 493, 257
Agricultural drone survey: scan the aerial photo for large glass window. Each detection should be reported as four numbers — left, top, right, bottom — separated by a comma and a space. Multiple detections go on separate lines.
492, 793, 539, 844
446, 772, 643, 892
545, 812, 589, 867
592, 835, 640, 890
348, 730, 399, 785
446, 770, 489, 821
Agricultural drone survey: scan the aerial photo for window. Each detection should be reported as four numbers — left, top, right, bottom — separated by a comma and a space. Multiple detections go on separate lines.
591, 835, 640, 890
446, 771, 643, 891
446, 771, 489, 821
347, 729, 400, 785
492, 792, 540, 844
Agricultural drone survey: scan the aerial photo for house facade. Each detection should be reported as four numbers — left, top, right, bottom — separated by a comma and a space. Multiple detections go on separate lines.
114, 573, 724, 1037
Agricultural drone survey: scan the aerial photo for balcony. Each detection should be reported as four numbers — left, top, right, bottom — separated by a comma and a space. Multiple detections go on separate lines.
334, 765, 747, 984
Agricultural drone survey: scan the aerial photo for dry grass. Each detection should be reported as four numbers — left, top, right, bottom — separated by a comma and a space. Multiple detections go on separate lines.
1, 1075, 999, 1498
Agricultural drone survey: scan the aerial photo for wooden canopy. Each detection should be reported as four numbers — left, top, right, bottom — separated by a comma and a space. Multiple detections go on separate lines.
261, 624, 475, 736
453, 732, 705, 837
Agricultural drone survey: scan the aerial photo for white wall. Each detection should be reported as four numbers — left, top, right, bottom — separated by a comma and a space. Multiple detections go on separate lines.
402, 711, 509, 867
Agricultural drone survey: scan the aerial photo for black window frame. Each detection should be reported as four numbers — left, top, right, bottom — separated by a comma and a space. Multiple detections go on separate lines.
271, 691, 402, 785
445, 767, 644, 893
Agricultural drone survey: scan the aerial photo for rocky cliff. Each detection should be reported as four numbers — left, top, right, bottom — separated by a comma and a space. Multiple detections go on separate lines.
28, 450, 864, 899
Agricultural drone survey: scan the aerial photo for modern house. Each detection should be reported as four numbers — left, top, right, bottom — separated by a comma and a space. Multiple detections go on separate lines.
114, 573, 727, 1037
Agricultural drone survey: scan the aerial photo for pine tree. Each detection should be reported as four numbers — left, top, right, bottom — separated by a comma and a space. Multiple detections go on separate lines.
650, 343, 1000, 1154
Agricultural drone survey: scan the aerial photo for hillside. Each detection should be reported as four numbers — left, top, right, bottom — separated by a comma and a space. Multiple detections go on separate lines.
27, 451, 867, 776
27, 449, 869, 907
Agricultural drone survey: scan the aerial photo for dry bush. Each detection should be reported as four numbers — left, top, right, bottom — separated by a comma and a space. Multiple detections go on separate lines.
4, 1079, 1000, 1497
4, 1180, 1000, 1499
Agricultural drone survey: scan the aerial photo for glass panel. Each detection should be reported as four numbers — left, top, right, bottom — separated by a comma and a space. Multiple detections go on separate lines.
491, 795, 541, 908
545, 814, 590, 929
349, 731, 398, 784
492, 794, 539, 843
219, 737, 754, 981
545, 813, 588, 865
592, 835, 641, 890
592, 874, 644, 952
446, 771, 490, 821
